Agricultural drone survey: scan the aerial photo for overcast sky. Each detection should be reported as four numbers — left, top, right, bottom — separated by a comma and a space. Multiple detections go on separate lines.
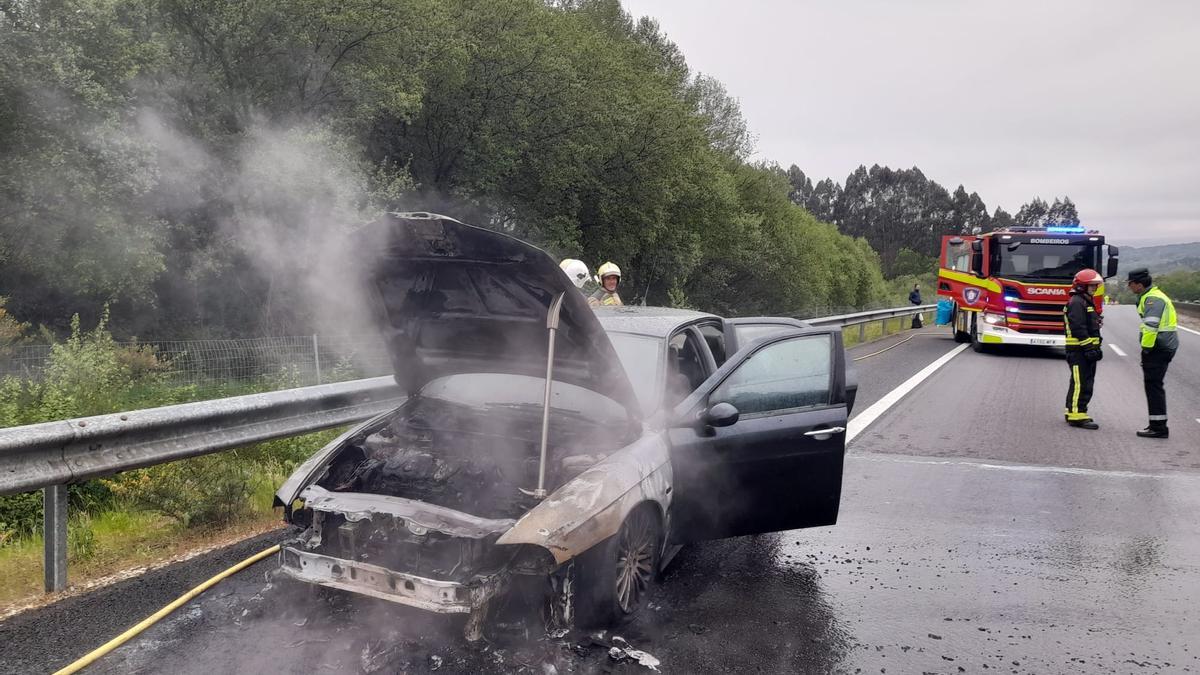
621, 1, 1200, 247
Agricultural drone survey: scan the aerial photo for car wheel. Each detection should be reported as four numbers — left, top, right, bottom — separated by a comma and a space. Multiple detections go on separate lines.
952, 308, 970, 343
970, 315, 988, 353
574, 506, 662, 628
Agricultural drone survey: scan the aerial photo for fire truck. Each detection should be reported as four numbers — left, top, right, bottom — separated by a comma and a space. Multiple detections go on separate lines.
937, 226, 1119, 351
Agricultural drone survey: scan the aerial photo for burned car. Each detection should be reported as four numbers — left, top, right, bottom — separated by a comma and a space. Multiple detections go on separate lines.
275, 213, 854, 638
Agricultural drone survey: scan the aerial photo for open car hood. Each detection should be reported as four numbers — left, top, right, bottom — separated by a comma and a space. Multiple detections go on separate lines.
358, 212, 640, 420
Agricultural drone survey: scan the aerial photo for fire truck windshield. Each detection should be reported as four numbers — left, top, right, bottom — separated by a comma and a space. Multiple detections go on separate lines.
993, 242, 1101, 281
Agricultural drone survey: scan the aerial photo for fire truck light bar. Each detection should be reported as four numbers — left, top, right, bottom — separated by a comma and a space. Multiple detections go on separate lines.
1046, 225, 1086, 234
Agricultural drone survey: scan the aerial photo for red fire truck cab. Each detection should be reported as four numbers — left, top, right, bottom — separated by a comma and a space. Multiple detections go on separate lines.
937, 226, 1119, 351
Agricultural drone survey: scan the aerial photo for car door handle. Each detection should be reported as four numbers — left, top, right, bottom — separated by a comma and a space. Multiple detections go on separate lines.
804, 426, 846, 438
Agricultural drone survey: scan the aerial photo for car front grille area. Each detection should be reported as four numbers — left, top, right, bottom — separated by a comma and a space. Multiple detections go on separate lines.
1003, 289, 1065, 333
311, 512, 504, 582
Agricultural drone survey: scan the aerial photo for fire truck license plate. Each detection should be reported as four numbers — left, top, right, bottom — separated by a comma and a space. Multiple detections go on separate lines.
1030, 338, 1058, 345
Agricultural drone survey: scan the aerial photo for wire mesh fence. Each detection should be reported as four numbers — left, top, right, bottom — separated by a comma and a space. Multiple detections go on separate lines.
0, 335, 393, 396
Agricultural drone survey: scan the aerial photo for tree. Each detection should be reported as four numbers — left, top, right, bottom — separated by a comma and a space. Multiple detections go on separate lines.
1047, 197, 1080, 227
1014, 198, 1050, 227
991, 207, 1015, 231
951, 185, 991, 235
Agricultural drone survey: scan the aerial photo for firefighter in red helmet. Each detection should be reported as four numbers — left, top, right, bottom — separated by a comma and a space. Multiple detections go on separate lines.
1063, 268, 1104, 429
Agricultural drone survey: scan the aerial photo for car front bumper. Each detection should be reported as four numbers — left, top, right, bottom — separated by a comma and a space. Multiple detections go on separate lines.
279, 546, 507, 614
977, 322, 1065, 347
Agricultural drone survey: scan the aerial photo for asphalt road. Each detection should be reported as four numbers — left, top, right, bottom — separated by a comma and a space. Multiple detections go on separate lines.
4, 310, 1197, 674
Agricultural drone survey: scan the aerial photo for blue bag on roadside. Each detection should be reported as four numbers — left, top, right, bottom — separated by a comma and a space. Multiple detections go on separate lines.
936, 298, 953, 325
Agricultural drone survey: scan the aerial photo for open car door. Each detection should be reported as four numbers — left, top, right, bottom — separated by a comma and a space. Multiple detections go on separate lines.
667, 327, 849, 542
722, 316, 811, 356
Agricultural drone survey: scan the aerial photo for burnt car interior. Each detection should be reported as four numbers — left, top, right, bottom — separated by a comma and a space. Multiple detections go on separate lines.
666, 330, 710, 407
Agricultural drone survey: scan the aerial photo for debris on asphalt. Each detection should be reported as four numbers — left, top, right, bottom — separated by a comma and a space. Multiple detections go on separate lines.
608, 636, 662, 671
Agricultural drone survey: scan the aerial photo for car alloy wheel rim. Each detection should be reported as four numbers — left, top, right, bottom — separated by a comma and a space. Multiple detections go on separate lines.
614, 510, 656, 614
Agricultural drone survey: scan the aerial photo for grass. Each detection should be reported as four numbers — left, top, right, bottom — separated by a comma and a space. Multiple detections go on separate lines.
842, 311, 933, 348
0, 468, 290, 612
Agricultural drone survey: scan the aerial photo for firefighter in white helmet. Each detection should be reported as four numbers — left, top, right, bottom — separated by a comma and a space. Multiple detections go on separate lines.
559, 258, 590, 290
588, 262, 623, 307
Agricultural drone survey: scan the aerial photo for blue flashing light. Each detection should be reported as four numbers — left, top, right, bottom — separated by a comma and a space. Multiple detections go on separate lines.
1046, 225, 1086, 234
1004, 296, 1020, 302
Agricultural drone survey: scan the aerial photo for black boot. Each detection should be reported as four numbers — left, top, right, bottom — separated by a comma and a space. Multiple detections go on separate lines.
1068, 419, 1100, 430
1136, 426, 1169, 438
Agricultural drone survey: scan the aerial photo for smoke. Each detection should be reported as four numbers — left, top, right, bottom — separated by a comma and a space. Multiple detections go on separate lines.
123, 106, 410, 352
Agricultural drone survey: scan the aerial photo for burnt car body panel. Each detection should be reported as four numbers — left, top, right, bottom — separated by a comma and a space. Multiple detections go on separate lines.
495, 433, 671, 563
359, 212, 639, 420
275, 214, 847, 630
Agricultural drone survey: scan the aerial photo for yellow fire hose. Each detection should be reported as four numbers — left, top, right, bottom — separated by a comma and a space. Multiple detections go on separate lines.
53, 544, 281, 675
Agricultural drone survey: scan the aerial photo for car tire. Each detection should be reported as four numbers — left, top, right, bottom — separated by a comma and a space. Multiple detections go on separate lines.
952, 308, 970, 343
574, 505, 662, 628
970, 315, 988, 353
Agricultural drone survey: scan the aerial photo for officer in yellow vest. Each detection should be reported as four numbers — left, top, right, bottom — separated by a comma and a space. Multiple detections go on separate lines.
1126, 268, 1178, 438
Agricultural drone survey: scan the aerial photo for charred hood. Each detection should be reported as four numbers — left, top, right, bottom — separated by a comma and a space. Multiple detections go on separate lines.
358, 212, 640, 420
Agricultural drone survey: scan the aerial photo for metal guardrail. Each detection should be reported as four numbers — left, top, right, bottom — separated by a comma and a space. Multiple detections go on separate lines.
808, 304, 937, 344
807, 304, 936, 328
1, 304, 932, 593
1, 377, 405, 592
1177, 301, 1200, 319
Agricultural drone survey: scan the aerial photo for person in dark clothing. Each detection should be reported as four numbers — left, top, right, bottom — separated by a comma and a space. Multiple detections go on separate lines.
1127, 268, 1179, 438
1063, 269, 1104, 429
909, 284, 923, 328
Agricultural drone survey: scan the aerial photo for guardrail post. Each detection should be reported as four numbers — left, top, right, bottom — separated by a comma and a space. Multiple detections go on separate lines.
857, 322, 866, 342
44, 484, 68, 592
312, 334, 322, 385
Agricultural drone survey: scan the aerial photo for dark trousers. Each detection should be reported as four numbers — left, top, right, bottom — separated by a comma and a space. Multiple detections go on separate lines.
1065, 353, 1096, 421
1141, 348, 1176, 428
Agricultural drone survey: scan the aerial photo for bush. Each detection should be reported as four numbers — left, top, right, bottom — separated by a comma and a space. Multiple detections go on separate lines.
0, 483, 117, 543
105, 453, 254, 528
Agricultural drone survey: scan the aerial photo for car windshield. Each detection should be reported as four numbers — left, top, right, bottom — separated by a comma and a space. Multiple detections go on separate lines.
994, 242, 1100, 280
605, 332, 663, 416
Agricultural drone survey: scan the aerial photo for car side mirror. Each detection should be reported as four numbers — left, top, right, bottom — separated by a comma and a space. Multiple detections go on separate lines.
1106, 255, 1119, 279
704, 402, 739, 428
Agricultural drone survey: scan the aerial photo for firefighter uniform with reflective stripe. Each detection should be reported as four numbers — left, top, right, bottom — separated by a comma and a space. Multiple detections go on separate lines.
1137, 286, 1178, 431
1063, 288, 1102, 423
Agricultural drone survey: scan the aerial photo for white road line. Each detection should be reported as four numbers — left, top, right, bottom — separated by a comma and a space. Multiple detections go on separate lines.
852, 453, 1200, 481
1108, 343, 1127, 357
847, 343, 969, 444
1180, 325, 1200, 337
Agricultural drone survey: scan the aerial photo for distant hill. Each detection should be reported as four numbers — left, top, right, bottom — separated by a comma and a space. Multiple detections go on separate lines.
1115, 242, 1200, 275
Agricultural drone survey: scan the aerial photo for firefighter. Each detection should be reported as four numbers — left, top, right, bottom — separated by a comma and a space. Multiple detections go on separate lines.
588, 262, 623, 307
1126, 268, 1178, 438
559, 258, 590, 291
1063, 268, 1104, 429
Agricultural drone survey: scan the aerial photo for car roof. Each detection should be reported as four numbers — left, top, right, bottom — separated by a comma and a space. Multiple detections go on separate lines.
594, 306, 718, 338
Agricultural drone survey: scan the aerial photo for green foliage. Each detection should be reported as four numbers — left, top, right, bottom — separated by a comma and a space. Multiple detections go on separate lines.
1158, 270, 1200, 302
0, 298, 29, 357
1114, 269, 1200, 305
0, 492, 41, 543
2, 0, 893, 334
69, 512, 97, 561
105, 454, 252, 528
0, 309, 184, 427
787, 165, 1083, 276
0, 310, 192, 540
891, 248, 937, 279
